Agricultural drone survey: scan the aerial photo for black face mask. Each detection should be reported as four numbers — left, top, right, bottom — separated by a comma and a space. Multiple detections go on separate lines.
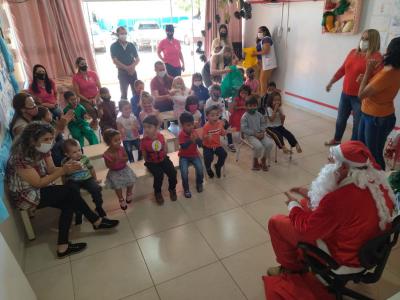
220, 32, 227, 38
167, 32, 174, 39
79, 65, 88, 72
35, 73, 46, 80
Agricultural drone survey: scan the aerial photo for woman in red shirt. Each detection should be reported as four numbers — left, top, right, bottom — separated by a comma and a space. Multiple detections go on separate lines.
29, 64, 61, 119
72, 57, 101, 123
325, 29, 383, 146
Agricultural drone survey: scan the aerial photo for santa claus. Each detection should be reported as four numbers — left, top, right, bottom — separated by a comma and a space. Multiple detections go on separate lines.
267, 141, 397, 276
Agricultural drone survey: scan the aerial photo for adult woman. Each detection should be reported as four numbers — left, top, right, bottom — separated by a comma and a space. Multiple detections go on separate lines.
28, 64, 61, 119
211, 24, 233, 55
210, 45, 234, 83
6, 122, 119, 257
358, 37, 400, 170
72, 57, 101, 122
9, 92, 38, 138
252, 26, 277, 95
325, 29, 383, 146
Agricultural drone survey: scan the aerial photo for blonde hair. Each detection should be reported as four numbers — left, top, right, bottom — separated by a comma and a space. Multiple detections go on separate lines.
358, 29, 381, 56
171, 76, 186, 90
139, 91, 154, 108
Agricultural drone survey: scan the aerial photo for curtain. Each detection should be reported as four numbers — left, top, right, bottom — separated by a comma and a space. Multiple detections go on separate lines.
204, 0, 242, 58
8, 0, 96, 80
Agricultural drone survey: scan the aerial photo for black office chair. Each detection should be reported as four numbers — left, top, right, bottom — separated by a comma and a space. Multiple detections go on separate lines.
298, 214, 400, 300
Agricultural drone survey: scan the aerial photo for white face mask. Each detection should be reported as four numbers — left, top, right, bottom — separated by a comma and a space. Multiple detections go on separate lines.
257, 32, 265, 39
157, 71, 166, 78
193, 81, 202, 87
360, 40, 369, 51
35, 142, 53, 154
119, 34, 127, 42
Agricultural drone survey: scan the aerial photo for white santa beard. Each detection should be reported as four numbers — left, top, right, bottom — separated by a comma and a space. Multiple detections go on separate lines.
308, 163, 340, 210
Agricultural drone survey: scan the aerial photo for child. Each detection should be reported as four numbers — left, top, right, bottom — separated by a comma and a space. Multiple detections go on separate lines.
62, 139, 106, 224
103, 129, 137, 210
170, 76, 190, 119
98, 87, 117, 132
63, 91, 99, 147
230, 85, 251, 132
241, 96, 273, 171
131, 80, 144, 119
139, 91, 161, 125
140, 115, 177, 205
202, 105, 228, 178
178, 112, 204, 198
245, 67, 259, 95
205, 84, 236, 152
265, 92, 302, 154
184, 95, 202, 128
117, 100, 141, 162
259, 82, 281, 114
190, 72, 209, 114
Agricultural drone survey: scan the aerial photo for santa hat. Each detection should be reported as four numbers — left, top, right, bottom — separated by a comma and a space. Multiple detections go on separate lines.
330, 141, 396, 230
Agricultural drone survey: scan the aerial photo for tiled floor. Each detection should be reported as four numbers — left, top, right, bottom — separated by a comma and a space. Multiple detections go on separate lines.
24, 106, 400, 300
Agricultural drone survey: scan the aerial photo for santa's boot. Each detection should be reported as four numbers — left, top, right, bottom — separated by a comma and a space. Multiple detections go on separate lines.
252, 158, 261, 171
261, 157, 269, 171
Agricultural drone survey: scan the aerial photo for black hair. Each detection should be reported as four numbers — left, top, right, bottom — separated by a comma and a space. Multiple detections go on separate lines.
75, 57, 85, 66
185, 95, 199, 111
259, 26, 271, 37
118, 100, 131, 111
30, 64, 53, 94
11, 121, 55, 161
116, 26, 127, 34
32, 106, 50, 121
205, 104, 220, 116
219, 24, 228, 36
64, 91, 75, 101
9, 92, 33, 135
165, 24, 174, 32
143, 115, 159, 127
209, 83, 221, 92
246, 96, 258, 106
99, 87, 109, 94
179, 112, 194, 125
246, 67, 255, 74
266, 91, 282, 108
268, 81, 277, 88
154, 61, 164, 69
238, 84, 252, 97
62, 138, 80, 153
384, 37, 400, 68
102, 128, 120, 146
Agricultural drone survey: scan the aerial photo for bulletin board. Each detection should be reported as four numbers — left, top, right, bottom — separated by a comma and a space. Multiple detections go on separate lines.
370, 0, 400, 51
322, 0, 362, 34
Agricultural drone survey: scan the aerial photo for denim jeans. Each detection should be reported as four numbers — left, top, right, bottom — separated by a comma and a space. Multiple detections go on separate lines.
334, 92, 361, 141
358, 112, 396, 170
123, 139, 142, 162
179, 156, 204, 191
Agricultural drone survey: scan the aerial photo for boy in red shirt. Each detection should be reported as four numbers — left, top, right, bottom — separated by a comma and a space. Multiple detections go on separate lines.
140, 115, 177, 204
178, 112, 204, 198
203, 105, 228, 178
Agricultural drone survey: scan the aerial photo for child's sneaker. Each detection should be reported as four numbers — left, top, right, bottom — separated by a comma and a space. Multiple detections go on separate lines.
252, 158, 261, 171
119, 198, 128, 210
95, 207, 107, 217
126, 193, 133, 204
155, 193, 165, 205
184, 190, 192, 198
214, 164, 222, 178
261, 157, 269, 172
206, 168, 215, 178
169, 189, 178, 201
228, 144, 236, 152
196, 184, 203, 193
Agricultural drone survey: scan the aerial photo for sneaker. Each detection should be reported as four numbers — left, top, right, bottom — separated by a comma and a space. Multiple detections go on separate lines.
126, 193, 133, 204
93, 218, 120, 230
214, 164, 222, 178
206, 168, 215, 178
57, 242, 87, 259
155, 193, 165, 205
227, 144, 236, 152
95, 207, 107, 218
184, 190, 192, 198
252, 158, 261, 171
169, 189, 177, 201
119, 198, 128, 210
75, 213, 83, 225
196, 184, 203, 193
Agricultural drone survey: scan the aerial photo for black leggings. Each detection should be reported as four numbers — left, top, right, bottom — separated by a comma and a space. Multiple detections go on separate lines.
38, 185, 99, 245
267, 126, 298, 148
145, 157, 177, 193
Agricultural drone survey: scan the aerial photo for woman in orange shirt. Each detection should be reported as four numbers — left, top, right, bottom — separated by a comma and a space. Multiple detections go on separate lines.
358, 37, 400, 170
325, 29, 382, 146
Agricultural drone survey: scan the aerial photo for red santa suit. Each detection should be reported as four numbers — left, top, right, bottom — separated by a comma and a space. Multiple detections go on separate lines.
268, 141, 396, 272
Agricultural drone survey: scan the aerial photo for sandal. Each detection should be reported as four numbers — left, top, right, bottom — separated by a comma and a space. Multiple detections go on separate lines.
119, 198, 128, 210
126, 193, 133, 204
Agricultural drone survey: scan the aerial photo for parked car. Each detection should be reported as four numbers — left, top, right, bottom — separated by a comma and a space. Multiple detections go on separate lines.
131, 21, 164, 51
91, 26, 107, 52
175, 19, 203, 45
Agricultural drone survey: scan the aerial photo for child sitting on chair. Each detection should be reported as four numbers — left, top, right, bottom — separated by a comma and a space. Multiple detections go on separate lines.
61, 139, 106, 224
202, 105, 228, 178
140, 115, 177, 205
244, 67, 259, 95
184, 95, 202, 128
265, 91, 302, 154
241, 96, 274, 171
98, 87, 117, 132
178, 112, 204, 198
139, 91, 161, 125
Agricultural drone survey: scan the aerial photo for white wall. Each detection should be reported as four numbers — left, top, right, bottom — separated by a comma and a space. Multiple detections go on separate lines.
244, 0, 400, 123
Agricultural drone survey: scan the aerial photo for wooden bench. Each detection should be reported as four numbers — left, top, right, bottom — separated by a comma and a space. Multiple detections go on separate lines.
20, 151, 180, 241
83, 129, 177, 160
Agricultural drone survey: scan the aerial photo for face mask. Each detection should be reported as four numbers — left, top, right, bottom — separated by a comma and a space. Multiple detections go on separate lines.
360, 40, 369, 51
211, 93, 220, 100
35, 142, 53, 153
35, 73, 46, 80
79, 65, 88, 72
220, 32, 227, 38
188, 104, 198, 113
167, 32, 174, 39
193, 81, 202, 87
257, 32, 265, 39
157, 71, 166, 78
248, 109, 257, 114
119, 34, 127, 42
